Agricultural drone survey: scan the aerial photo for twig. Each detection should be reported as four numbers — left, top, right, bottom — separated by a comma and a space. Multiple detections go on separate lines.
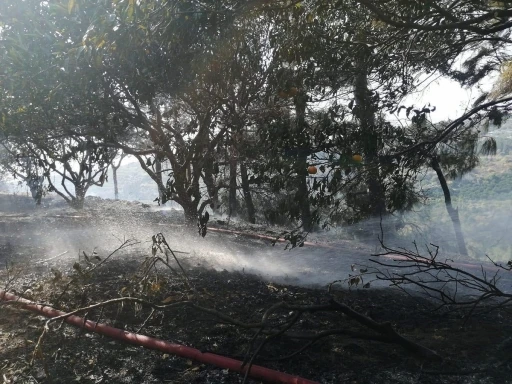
35, 251, 69, 264
371, 241, 512, 316
136, 308, 156, 333
55, 238, 138, 302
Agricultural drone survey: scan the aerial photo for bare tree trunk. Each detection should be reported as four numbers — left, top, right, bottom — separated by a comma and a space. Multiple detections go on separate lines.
296, 155, 312, 231
72, 185, 86, 210
182, 202, 199, 225
229, 146, 238, 217
294, 91, 313, 231
240, 162, 256, 224
431, 156, 469, 256
112, 168, 119, 200
28, 176, 43, 205
203, 153, 220, 212
155, 158, 165, 205
111, 153, 126, 200
353, 49, 386, 219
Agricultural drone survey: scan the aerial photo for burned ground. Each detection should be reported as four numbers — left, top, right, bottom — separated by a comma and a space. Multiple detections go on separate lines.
0, 194, 511, 384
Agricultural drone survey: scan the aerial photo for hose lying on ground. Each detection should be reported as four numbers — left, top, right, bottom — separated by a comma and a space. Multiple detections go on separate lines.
0, 290, 319, 384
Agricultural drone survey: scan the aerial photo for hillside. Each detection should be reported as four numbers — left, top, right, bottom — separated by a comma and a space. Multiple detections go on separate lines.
405, 123, 512, 262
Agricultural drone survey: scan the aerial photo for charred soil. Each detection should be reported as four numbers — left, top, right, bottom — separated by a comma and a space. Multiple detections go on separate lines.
0, 194, 511, 384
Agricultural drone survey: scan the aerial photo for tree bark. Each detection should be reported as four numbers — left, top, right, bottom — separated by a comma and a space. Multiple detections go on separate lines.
240, 162, 256, 224
112, 167, 119, 200
431, 156, 469, 256
353, 47, 386, 219
296, 155, 312, 231
228, 145, 238, 218
111, 153, 126, 201
294, 91, 313, 232
182, 201, 199, 225
72, 184, 86, 210
155, 158, 165, 205
202, 153, 220, 212
27, 176, 43, 205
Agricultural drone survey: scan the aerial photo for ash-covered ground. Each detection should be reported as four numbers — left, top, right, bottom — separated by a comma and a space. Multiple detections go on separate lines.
1, 193, 512, 384
0, 193, 380, 288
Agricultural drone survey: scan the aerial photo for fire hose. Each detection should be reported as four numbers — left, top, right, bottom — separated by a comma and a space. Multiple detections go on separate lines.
0, 290, 318, 384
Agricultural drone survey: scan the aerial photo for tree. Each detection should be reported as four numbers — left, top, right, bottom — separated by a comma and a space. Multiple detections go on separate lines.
431, 155, 469, 256
357, 1, 512, 37
248, 0, 435, 230
5, 137, 113, 209
110, 152, 127, 201
347, 0, 512, 253
0, 0, 121, 209
0, 0, 229, 220
0, 143, 46, 205
76, 0, 276, 223
2, 0, 508, 234
355, 0, 512, 153
0, 0, 428, 224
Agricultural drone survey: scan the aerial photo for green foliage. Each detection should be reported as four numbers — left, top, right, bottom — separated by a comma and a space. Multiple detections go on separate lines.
0, 0, 510, 228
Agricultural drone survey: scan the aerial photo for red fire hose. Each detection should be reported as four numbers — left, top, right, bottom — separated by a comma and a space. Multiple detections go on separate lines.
0, 290, 318, 384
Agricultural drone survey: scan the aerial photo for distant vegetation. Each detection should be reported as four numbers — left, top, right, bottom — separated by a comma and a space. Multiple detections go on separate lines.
401, 133, 512, 262
424, 158, 512, 201
405, 195, 512, 263
87, 161, 160, 203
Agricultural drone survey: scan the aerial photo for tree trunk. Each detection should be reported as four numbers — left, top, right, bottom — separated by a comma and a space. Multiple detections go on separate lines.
28, 176, 43, 205
240, 162, 256, 224
296, 155, 312, 231
353, 49, 386, 219
111, 153, 126, 201
294, 91, 313, 232
431, 156, 469, 256
71, 185, 86, 210
203, 154, 220, 212
155, 158, 165, 205
112, 167, 119, 200
182, 201, 199, 226
229, 146, 238, 217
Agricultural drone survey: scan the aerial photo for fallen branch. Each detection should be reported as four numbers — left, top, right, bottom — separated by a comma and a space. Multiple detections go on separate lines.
329, 297, 441, 361
370, 241, 512, 315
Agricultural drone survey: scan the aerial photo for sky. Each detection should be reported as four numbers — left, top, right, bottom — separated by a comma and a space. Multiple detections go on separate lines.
404, 78, 475, 122
401, 66, 497, 124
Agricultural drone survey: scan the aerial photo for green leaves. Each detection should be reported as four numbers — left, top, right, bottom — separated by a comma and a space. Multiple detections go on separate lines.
0, 0, 504, 226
